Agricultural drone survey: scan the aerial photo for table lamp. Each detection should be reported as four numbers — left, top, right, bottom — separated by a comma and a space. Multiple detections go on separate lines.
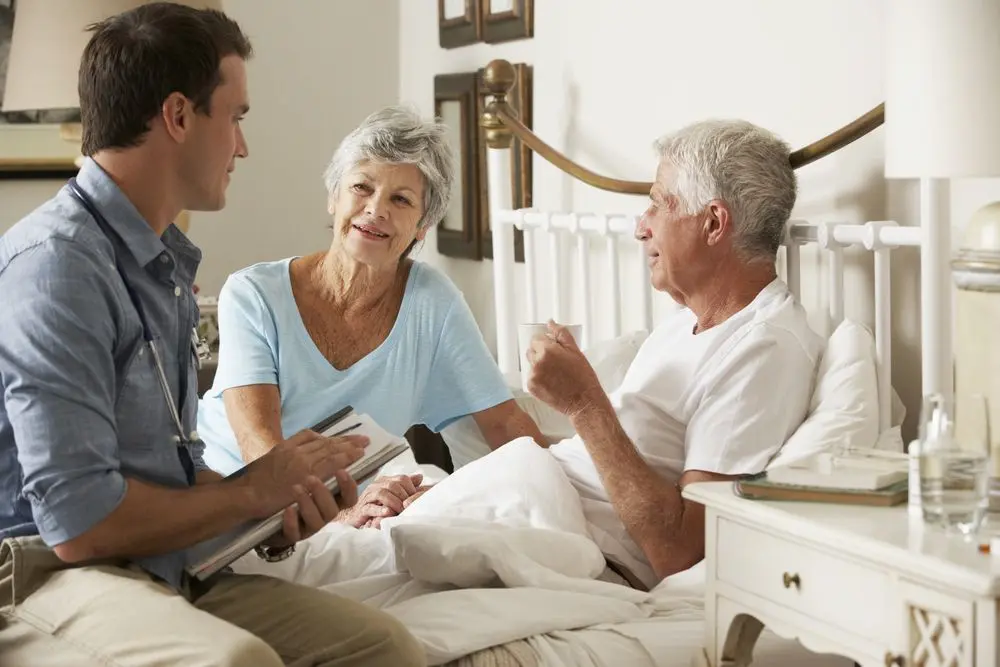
884, 0, 1000, 404
3, 0, 224, 232
886, 1, 1000, 507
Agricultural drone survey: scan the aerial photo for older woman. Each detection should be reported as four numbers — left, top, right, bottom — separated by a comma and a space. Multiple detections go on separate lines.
197, 105, 543, 526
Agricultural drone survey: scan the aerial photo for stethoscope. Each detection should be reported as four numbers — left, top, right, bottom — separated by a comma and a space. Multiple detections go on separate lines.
67, 178, 202, 480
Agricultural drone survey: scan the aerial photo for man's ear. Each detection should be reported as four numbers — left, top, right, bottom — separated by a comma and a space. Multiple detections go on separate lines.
161, 92, 192, 142
703, 200, 732, 247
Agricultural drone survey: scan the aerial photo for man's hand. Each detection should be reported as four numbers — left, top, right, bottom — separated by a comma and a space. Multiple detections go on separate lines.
526, 320, 604, 417
240, 429, 368, 521
264, 471, 360, 547
341, 473, 426, 529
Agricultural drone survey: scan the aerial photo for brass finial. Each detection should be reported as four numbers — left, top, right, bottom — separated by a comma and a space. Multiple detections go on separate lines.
481, 60, 517, 149
482, 59, 516, 100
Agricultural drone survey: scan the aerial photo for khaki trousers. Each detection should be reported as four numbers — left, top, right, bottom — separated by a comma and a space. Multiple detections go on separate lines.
0, 536, 425, 667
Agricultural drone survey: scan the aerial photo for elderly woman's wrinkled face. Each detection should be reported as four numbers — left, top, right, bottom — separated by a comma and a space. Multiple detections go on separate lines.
635, 161, 706, 299
329, 161, 427, 268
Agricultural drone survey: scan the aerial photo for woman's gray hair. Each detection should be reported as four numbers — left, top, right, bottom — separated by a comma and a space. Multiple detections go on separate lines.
654, 119, 796, 262
323, 105, 455, 230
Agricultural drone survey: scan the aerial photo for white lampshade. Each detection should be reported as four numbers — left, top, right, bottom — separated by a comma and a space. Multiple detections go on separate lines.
885, 0, 1000, 178
3, 0, 223, 113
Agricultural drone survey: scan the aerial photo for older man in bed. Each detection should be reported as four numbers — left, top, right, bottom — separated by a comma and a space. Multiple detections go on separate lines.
521, 119, 824, 589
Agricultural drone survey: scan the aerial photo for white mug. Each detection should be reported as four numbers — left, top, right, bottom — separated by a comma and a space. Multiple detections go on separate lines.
517, 322, 583, 394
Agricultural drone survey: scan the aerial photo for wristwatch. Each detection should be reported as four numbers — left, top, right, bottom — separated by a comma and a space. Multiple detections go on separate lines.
254, 543, 296, 562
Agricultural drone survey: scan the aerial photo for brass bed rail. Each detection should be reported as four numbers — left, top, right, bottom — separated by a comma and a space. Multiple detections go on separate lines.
479, 59, 884, 196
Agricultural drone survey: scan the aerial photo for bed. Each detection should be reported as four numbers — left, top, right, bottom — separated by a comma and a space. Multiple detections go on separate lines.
436, 59, 924, 666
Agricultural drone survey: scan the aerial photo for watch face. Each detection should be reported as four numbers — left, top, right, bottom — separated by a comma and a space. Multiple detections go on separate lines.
256, 544, 295, 562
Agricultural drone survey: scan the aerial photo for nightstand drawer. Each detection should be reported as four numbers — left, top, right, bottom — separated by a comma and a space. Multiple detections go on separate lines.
715, 516, 890, 643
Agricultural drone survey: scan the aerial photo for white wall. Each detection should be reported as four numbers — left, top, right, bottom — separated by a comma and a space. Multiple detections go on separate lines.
1, 0, 400, 296
1, 179, 61, 224
187, 0, 401, 293
400, 0, 1000, 440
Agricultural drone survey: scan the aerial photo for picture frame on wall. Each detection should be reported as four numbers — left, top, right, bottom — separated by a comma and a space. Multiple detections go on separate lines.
477, 62, 531, 262
480, 0, 533, 44
0, 124, 81, 180
434, 71, 482, 260
438, 0, 481, 49
0, 0, 80, 180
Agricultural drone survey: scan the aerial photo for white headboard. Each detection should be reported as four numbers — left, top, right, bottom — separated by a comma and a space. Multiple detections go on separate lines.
488, 207, 918, 434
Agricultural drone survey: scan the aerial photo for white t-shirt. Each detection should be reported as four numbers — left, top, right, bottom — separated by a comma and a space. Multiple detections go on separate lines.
549, 278, 824, 588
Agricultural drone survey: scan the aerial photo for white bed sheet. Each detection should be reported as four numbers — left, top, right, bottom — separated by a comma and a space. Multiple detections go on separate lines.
525, 625, 853, 667
440, 570, 856, 667
344, 446, 858, 667
549, 569, 855, 667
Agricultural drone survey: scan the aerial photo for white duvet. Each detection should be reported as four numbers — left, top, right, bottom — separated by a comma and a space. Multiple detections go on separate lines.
230, 439, 702, 666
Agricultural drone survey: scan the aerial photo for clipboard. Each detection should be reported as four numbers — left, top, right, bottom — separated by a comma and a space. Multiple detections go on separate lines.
185, 407, 410, 580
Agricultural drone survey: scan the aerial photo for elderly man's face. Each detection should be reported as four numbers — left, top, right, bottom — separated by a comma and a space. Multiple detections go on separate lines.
635, 161, 706, 300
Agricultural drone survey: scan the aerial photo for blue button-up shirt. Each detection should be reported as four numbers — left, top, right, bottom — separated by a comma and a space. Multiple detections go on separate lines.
0, 158, 208, 589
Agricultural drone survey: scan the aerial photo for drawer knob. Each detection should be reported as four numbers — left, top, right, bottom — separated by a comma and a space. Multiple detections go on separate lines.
884, 652, 905, 666
782, 572, 800, 589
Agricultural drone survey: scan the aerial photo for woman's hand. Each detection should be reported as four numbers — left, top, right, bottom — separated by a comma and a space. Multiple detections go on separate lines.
340, 473, 427, 529
360, 484, 433, 527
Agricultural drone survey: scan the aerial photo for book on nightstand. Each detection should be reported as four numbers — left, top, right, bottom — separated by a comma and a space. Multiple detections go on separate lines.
734, 475, 909, 506
735, 450, 910, 506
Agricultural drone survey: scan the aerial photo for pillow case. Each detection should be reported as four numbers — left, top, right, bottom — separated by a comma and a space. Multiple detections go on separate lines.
440, 329, 649, 469
769, 318, 881, 467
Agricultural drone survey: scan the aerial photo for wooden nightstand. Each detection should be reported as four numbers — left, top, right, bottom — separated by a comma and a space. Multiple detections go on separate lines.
683, 481, 999, 667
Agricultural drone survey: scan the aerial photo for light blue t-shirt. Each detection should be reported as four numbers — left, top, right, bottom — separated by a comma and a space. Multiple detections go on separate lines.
197, 258, 511, 475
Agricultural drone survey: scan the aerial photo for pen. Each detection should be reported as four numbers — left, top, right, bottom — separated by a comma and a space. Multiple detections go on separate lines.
330, 422, 362, 437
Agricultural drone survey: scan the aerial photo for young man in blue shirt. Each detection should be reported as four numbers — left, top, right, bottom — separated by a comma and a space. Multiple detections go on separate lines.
0, 4, 423, 665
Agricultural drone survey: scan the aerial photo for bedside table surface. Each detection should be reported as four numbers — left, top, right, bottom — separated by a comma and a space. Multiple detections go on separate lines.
683, 480, 1000, 596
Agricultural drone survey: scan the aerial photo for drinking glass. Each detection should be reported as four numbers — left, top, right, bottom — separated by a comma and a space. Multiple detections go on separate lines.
919, 393, 991, 534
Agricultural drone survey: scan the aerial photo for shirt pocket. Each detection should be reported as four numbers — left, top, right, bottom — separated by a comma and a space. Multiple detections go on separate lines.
115, 340, 171, 451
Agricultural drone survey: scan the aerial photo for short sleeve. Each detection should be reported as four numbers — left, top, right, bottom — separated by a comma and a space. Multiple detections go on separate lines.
419, 297, 513, 433
0, 241, 127, 545
209, 274, 280, 396
684, 326, 815, 475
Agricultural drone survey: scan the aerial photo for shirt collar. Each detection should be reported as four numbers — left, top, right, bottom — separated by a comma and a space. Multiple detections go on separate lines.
163, 224, 203, 287
75, 157, 173, 269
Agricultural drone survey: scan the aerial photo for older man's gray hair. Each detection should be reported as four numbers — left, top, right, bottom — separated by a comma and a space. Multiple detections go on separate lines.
323, 105, 455, 230
655, 119, 796, 263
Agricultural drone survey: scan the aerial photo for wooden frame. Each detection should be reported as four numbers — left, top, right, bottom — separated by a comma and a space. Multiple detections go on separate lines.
0, 0, 80, 179
438, 0, 481, 49
434, 72, 482, 260
0, 124, 80, 179
478, 63, 531, 262
480, 0, 533, 44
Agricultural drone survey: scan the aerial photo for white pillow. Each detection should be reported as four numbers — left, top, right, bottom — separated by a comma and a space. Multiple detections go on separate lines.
769, 319, 881, 467
440, 330, 649, 469
582, 329, 649, 393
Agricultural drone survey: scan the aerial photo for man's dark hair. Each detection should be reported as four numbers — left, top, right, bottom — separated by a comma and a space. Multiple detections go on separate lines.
79, 2, 252, 155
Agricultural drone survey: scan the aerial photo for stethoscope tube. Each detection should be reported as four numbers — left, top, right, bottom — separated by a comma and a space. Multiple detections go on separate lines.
66, 179, 200, 474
